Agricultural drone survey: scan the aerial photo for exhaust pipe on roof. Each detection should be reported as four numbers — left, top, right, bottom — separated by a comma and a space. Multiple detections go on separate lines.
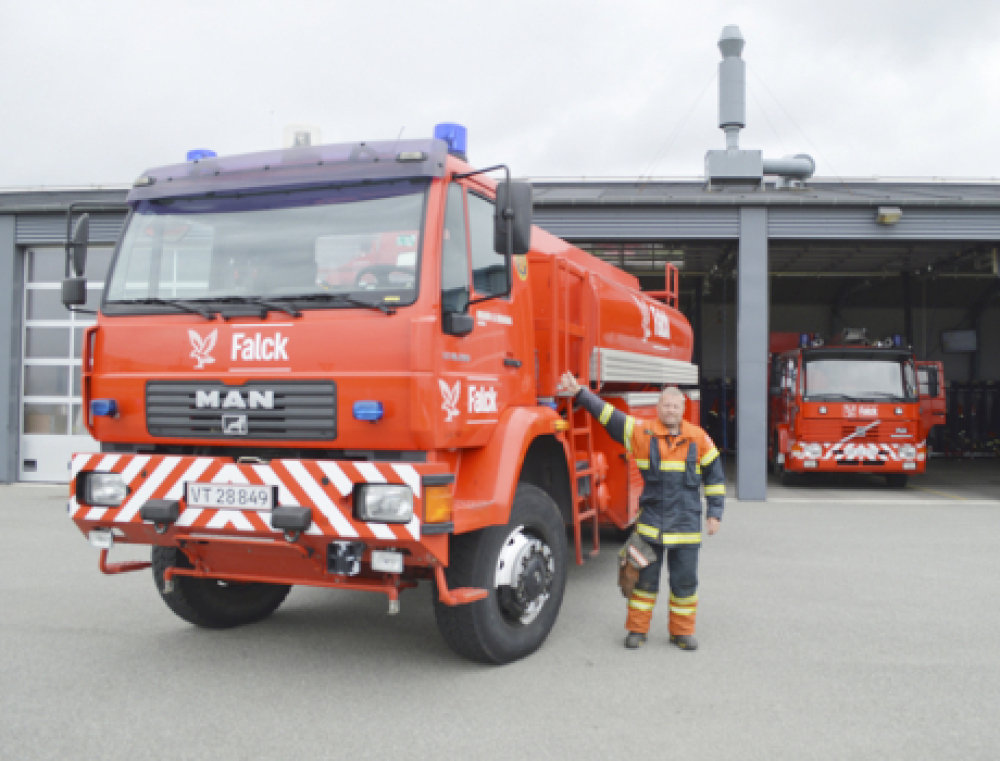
706, 25, 815, 189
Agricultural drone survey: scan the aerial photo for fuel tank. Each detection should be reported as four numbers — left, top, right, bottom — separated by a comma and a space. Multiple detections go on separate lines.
526, 228, 695, 395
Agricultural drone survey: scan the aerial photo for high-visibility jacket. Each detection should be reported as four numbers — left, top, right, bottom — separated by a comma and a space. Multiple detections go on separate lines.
576, 389, 725, 548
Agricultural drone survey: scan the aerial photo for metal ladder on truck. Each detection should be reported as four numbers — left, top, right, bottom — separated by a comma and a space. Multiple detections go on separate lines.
545, 257, 601, 565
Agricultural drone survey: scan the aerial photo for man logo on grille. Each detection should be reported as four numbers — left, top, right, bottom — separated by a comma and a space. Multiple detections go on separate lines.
222, 414, 248, 436
189, 329, 218, 370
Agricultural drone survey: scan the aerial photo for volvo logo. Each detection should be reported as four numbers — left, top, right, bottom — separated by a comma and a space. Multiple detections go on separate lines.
196, 389, 275, 410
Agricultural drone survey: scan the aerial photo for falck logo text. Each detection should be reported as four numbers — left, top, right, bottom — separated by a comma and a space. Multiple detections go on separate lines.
632, 297, 671, 341
189, 329, 218, 369
439, 379, 461, 422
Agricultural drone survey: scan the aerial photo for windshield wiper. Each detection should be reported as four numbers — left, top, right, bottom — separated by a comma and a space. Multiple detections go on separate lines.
114, 298, 217, 320
195, 296, 302, 318
806, 393, 862, 401
273, 292, 397, 315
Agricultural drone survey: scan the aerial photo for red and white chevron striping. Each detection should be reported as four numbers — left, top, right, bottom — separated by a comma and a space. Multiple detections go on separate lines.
69, 454, 424, 541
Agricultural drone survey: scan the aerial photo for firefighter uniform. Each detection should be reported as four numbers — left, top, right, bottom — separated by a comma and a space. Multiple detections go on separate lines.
575, 388, 725, 638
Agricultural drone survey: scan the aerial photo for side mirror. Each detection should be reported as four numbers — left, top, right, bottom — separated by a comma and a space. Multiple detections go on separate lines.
68, 214, 90, 277
62, 214, 90, 308
443, 312, 474, 338
494, 181, 533, 257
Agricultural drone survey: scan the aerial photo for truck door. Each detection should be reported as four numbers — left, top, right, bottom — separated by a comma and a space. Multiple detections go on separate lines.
916, 361, 946, 439
438, 182, 527, 446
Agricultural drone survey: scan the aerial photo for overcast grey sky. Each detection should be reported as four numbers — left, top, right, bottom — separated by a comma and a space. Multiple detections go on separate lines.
2, 0, 999, 187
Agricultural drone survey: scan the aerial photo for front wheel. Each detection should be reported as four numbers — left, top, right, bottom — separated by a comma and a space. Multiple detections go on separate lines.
434, 484, 568, 664
152, 547, 291, 629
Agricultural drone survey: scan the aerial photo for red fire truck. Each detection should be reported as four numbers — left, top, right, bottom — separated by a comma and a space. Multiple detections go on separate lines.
768, 329, 946, 487
61, 125, 699, 664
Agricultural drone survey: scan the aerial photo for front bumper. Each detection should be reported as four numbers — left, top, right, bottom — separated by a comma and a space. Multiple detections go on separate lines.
786, 440, 926, 473
69, 453, 453, 568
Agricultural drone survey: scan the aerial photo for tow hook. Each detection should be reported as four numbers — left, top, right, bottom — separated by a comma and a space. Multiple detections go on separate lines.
98, 548, 152, 576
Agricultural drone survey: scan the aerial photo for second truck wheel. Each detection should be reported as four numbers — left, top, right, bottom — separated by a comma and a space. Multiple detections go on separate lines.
433, 484, 568, 665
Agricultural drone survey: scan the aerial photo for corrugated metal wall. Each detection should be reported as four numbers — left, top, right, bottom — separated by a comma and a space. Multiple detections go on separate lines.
16, 213, 126, 245
768, 207, 1000, 240
534, 207, 740, 240
536, 205, 1000, 242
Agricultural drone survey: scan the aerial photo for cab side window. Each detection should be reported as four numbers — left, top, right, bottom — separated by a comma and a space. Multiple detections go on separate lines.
441, 184, 470, 314
468, 193, 508, 297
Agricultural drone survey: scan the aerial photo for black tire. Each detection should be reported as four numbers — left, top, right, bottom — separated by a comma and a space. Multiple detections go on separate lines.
434, 484, 568, 665
151, 547, 291, 629
886, 474, 909, 488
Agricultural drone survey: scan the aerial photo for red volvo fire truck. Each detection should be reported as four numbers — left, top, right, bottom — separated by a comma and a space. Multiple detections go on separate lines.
61, 125, 700, 664
768, 329, 946, 487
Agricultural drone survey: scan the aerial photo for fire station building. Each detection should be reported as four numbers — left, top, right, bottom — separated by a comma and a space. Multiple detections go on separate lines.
1, 179, 998, 493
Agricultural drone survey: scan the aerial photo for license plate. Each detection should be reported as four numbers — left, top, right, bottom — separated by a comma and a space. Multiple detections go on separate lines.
185, 483, 277, 510
371, 550, 404, 574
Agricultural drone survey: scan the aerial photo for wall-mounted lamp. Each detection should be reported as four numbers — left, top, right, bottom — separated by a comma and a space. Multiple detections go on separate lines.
876, 206, 902, 225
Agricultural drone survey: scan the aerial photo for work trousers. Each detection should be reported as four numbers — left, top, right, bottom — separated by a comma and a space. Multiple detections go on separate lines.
626, 544, 700, 636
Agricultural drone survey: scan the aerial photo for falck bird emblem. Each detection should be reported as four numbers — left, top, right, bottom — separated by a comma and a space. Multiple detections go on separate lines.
633, 296, 651, 341
438, 379, 461, 422
188, 329, 218, 370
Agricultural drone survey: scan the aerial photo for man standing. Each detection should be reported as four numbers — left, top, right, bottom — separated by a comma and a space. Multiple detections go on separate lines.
558, 373, 725, 651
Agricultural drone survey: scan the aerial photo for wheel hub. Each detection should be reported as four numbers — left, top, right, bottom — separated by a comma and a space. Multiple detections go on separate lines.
495, 526, 554, 625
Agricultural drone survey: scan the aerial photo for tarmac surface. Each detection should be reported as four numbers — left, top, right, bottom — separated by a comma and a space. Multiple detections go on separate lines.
2, 459, 999, 760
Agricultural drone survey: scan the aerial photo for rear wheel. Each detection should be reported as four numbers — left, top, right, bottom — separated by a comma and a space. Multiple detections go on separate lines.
434, 484, 568, 664
152, 547, 291, 629
886, 474, 909, 488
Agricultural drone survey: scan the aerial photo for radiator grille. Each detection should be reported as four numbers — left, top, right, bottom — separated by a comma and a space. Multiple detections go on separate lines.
146, 380, 336, 440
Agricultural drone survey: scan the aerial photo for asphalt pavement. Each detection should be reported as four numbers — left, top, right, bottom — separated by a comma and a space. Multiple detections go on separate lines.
2, 461, 999, 761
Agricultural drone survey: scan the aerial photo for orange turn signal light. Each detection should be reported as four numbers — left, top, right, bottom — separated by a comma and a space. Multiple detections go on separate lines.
424, 485, 453, 524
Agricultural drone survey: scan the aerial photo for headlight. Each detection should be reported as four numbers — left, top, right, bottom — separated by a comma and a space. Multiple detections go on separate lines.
354, 484, 413, 524
899, 445, 917, 460
803, 443, 823, 460
81, 473, 127, 506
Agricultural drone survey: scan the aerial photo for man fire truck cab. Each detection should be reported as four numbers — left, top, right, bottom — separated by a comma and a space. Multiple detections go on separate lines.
768, 329, 946, 487
60, 124, 700, 664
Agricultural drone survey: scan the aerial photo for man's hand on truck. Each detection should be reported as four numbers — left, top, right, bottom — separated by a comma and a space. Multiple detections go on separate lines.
558, 372, 582, 396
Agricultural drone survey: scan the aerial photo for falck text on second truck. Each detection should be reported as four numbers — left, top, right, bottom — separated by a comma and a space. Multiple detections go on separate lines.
64, 124, 700, 664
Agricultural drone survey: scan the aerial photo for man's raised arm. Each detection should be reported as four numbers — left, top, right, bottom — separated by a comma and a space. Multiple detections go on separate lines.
558, 372, 635, 452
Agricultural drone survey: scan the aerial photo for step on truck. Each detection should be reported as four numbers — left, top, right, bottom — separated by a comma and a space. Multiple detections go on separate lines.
62, 124, 700, 664
768, 329, 946, 487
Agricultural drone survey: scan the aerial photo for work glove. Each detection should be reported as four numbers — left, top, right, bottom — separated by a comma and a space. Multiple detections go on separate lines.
618, 531, 655, 598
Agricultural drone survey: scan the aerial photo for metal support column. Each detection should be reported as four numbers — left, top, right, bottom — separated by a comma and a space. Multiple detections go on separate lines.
736, 207, 768, 501
692, 276, 704, 371
0, 216, 21, 483
901, 271, 914, 349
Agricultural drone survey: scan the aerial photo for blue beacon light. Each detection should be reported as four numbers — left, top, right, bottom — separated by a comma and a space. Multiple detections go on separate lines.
353, 401, 384, 422
433, 123, 468, 160
186, 149, 217, 162
91, 399, 118, 418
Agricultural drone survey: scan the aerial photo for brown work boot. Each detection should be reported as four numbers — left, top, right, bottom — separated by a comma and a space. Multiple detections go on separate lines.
625, 632, 647, 649
669, 634, 698, 651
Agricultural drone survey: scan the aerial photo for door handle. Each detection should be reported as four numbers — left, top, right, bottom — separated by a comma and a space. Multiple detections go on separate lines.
503, 358, 522, 368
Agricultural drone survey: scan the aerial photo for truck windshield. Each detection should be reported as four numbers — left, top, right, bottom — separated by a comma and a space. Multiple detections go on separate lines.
804, 357, 917, 401
105, 179, 428, 310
